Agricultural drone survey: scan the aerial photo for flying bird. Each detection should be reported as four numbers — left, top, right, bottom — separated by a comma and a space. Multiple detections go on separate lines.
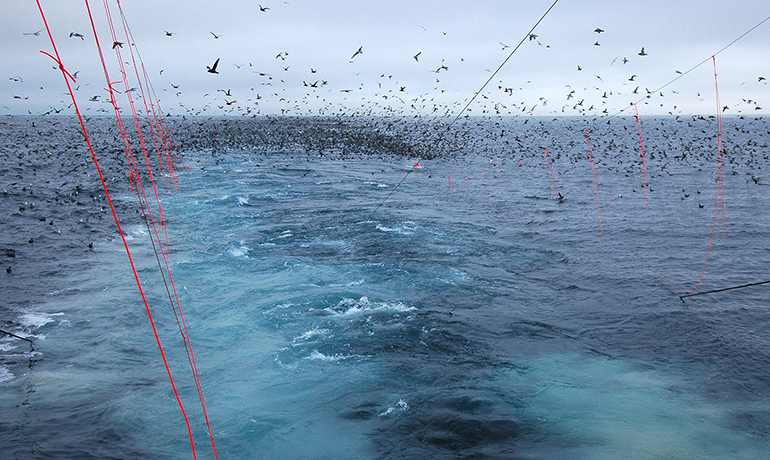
112, 41, 123, 49
528, 34, 538, 41
207, 58, 220, 74
638, 47, 647, 56
23, 29, 43, 36
210, 31, 221, 39
413, 51, 421, 62
594, 28, 604, 33
69, 32, 85, 40
259, 4, 270, 12
164, 30, 174, 36
350, 46, 363, 61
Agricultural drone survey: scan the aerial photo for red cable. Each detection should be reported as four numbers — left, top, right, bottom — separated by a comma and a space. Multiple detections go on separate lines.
37, 1, 199, 458
584, 131, 602, 243
634, 104, 648, 207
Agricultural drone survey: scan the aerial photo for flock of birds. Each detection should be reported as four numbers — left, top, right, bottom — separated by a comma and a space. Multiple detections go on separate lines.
7, 3, 767, 120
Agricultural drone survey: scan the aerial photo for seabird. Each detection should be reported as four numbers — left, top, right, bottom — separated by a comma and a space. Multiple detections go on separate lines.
413, 51, 421, 62
259, 4, 270, 12
594, 28, 604, 33
23, 29, 43, 36
69, 32, 85, 40
207, 58, 220, 74
638, 47, 647, 56
350, 46, 363, 60
210, 32, 221, 39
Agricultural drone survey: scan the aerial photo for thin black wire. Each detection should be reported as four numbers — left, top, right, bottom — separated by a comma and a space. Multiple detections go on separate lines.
367, 0, 562, 220
680, 278, 770, 301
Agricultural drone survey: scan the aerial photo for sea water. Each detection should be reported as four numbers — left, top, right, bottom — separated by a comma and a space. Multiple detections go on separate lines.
1, 115, 769, 459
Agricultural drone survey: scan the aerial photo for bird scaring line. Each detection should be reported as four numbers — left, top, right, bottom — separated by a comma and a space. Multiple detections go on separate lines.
367, 0, 562, 220
37, 2, 199, 458
607, 14, 770, 120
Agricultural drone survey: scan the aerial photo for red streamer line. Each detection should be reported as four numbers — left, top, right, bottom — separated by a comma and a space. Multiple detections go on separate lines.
543, 148, 559, 198
634, 104, 648, 207
584, 132, 602, 243
663, 56, 726, 295
36, 1, 199, 458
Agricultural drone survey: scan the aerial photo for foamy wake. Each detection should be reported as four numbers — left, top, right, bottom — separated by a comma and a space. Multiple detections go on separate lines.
325, 296, 415, 316
378, 399, 409, 417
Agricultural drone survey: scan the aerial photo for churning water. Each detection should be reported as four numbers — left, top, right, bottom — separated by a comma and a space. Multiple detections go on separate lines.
2, 115, 770, 459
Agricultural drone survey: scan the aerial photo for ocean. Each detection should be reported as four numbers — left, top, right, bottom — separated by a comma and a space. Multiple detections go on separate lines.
1, 114, 769, 459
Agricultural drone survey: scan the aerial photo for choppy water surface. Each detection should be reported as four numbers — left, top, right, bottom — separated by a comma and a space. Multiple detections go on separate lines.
2, 115, 770, 459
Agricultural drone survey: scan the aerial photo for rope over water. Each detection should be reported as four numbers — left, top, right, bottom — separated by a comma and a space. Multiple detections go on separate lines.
367, 0, 562, 220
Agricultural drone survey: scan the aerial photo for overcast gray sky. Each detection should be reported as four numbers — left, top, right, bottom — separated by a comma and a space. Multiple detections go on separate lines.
2, 0, 769, 117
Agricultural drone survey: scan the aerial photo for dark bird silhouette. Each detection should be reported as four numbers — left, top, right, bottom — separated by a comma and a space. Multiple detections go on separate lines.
207, 58, 220, 74
210, 31, 221, 39
69, 32, 85, 40
350, 46, 363, 61
164, 30, 174, 36
413, 51, 421, 62
259, 4, 270, 12
528, 34, 538, 41
594, 28, 604, 33
638, 47, 647, 56
112, 41, 123, 49
628, 74, 637, 81
23, 29, 43, 36
759, 76, 767, 83
594, 41, 600, 46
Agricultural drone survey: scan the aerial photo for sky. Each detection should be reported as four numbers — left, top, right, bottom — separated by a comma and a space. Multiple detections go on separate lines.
2, 0, 769, 117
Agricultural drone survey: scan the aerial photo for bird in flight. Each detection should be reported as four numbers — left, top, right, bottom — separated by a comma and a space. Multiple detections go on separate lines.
23, 29, 43, 36
69, 32, 85, 40
594, 28, 604, 33
259, 4, 269, 12
350, 46, 363, 61
638, 47, 647, 56
164, 30, 174, 36
413, 51, 421, 62
207, 58, 220, 74
112, 41, 123, 49
211, 31, 221, 39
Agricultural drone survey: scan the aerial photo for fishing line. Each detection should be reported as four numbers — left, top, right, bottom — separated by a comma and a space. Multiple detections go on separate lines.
680, 278, 770, 301
634, 104, 647, 207
367, 0, 562, 219
86, 1, 219, 456
38, 1, 207, 457
606, 14, 770, 120
584, 131, 602, 242
661, 56, 726, 295
0, 328, 34, 351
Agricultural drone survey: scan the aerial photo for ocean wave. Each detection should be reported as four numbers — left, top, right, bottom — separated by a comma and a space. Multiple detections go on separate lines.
325, 296, 415, 316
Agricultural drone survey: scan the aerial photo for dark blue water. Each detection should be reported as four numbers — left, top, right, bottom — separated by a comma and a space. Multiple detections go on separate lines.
2, 115, 770, 459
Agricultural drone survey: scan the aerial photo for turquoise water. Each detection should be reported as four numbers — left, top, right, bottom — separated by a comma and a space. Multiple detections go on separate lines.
2, 116, 770, 459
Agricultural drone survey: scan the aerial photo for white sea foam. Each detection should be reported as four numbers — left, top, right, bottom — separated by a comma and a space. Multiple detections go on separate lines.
378, 399, 409, 417
228, 241, 250, 258
0, 366, 13, 383
292, 328, 330, 346
304, 350, 355, 362
325, 296, 415, 316
19, 312, 59, 328
376, 222, 417, 235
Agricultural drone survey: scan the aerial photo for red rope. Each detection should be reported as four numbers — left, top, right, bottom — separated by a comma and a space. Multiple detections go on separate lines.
542, 148, 559, 197
36, 1, 199, 458
663, 56, 726, 295
584, 131, 602, 243
634, 104, 648, 207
